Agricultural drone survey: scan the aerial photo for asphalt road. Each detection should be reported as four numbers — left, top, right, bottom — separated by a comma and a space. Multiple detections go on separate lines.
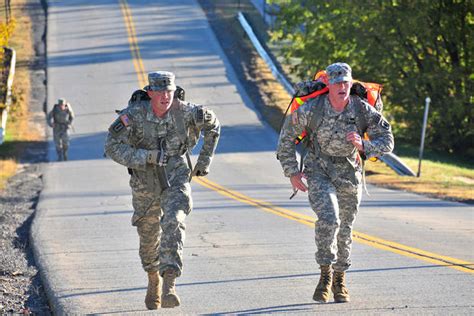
32, 0, 474, 314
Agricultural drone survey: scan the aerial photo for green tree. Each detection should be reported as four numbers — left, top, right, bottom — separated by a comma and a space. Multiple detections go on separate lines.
270, 0, 473, 156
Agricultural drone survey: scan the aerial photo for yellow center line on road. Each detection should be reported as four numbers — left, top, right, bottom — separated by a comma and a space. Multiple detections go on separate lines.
118, 0, 473, 275
119, 0, 147, 87
195, 177, 474, 274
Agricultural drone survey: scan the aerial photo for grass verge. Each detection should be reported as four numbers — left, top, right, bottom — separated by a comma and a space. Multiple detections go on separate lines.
0, 0, 42, 190
0, 158, 16, 190
366, 149, 474, 203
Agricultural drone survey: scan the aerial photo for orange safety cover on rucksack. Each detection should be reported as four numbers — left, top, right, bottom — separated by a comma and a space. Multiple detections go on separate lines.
287, 70, 383, 145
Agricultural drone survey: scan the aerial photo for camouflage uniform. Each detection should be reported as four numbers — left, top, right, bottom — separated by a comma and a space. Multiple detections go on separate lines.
104, 72, 220, 278
47, 98, 74, 161
277, 65, 394, 272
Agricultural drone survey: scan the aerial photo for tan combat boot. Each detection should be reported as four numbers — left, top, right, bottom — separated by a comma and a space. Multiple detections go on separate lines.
145, 271, 161, 310
332, 270, 350, 303
161, 269, 180, 308
312, 265, 332, 303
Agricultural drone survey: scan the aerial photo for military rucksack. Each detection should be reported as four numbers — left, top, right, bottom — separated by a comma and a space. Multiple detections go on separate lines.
127, 85, 186, 104
282, 70, 384, 148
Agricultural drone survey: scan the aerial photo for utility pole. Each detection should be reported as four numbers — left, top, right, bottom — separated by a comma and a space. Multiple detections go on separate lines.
417, 97, 431, 177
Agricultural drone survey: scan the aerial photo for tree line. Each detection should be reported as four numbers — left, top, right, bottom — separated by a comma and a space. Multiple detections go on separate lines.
269, 0, 473, 157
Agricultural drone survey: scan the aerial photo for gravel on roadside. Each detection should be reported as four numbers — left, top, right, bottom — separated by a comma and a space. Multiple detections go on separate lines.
0, 163, 50, 314
0, 0, 51, 314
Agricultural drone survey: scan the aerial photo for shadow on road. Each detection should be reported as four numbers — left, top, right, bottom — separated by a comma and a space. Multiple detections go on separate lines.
53, 263, 465, 301
216, 125, 277, 153
46, 209, 132, 218
361, 199, 466, 208
204, 302, 319, 315
47, 132, 108, 161
48, 121, 279, 162
48, 3, 221, 69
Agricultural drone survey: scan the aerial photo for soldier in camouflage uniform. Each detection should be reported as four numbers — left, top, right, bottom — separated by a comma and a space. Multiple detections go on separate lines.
277, 63, 394, 303
104, 71, 220, 310
47, 98, 74, 161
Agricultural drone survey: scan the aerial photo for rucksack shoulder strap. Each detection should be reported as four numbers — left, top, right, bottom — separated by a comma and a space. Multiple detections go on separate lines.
352, 96, 368, 135
295, 95, 325, 173
129, 89, 150, 104
307, 95, 326, 134
170, 99, 194, 180
170, 99, 188, 144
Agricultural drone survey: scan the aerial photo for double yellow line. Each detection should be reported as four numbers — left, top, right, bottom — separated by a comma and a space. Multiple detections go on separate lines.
119, 0, 147, 88
118, 1, 473, 275
196, 178, 473, 274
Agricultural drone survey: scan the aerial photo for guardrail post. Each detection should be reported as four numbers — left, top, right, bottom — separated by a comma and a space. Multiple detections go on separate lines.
417, 97, 431, 177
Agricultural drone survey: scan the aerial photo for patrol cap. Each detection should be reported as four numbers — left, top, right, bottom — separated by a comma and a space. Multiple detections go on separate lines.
326, 62, 352, 84
144, 71, 177, 91
57, 98, 66, 105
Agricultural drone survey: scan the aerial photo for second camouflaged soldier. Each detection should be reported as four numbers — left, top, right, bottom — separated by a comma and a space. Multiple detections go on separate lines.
277, 63, 394, 303
104, 71, 220, 310
47, 98, 74, 161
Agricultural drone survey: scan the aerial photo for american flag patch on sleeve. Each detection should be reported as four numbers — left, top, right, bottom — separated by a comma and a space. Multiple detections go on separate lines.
120, 114, 130, 126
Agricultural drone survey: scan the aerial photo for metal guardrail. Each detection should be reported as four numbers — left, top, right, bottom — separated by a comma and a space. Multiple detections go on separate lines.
237, 12, 294, 95
0, 46, 16, 145
379, 153, 416, 177
237, 11, 416, 177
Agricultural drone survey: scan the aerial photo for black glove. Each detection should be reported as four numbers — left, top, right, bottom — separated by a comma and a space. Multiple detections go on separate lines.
174, 86, 185, 101
192, 162, 210, 177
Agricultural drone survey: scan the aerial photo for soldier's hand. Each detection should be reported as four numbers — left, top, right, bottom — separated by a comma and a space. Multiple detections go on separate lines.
290, 172, 308, 192
192, 162, 209, 177
146, 150, 160, 165
346, 132, 364, 152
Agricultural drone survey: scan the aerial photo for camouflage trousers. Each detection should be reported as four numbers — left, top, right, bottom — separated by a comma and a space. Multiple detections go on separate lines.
307, 161, 362, 272
53, 127, 69, 153
131, 181, 192, 277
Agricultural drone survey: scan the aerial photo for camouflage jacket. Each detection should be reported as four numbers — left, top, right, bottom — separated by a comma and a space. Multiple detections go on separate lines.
104, 97, 220, 188
47, 104, 74, 129
277, 94, 394, 178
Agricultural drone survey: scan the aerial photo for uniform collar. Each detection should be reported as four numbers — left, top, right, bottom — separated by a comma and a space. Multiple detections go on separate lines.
325, 95, 354, 117
145, 102, 172, 123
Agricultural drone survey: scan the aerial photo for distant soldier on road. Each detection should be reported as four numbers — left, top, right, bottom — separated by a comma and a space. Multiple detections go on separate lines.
47, 98, 74, 161
104, 71, 220, 310
277, 63, 394, 303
